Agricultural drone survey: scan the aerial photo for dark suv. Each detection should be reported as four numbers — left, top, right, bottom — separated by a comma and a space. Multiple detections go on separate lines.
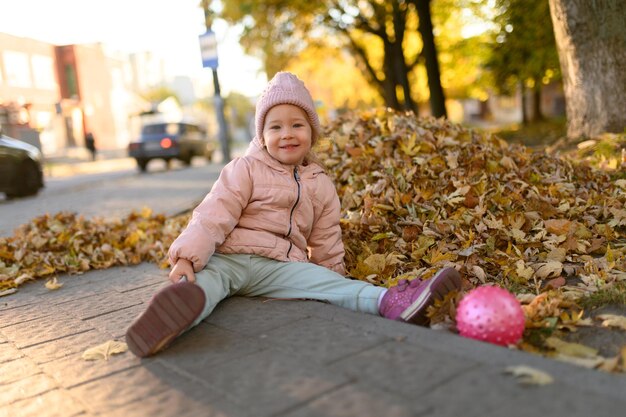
128, 122, 216, 171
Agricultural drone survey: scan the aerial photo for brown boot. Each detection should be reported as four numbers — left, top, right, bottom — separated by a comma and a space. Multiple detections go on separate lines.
125, 281, 205, 357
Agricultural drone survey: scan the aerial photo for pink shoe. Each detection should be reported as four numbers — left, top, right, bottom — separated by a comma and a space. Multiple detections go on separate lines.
125, 281, 205, 357
380, 267, 462, 325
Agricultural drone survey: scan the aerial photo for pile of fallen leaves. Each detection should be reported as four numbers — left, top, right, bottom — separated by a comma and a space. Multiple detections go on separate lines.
1, 109, 625, 372
0, 208, 188, 296
317, 109, 626, 371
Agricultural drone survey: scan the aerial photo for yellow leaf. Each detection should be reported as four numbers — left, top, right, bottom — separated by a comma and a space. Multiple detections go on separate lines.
424, 248, 457, 265
546, 248, 567, 263
597, 314, 626, 331
515, 260, 534, 281
14, 274, 33, 285
545, 336, 599, 358
483, 215, 504, 230
363, 254, 386, 274
82, 340, 128, 361
504, 366, 554, 385
140, 207, 153, 219
45, 277, 63, 290
508, 228, 526, 242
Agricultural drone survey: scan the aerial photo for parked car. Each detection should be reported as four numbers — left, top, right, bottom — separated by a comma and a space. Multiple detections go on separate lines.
0, 134, 44, 198
128, 122, 216, 172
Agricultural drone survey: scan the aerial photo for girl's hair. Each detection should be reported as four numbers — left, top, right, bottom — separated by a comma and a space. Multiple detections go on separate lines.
303, 148, 325, 171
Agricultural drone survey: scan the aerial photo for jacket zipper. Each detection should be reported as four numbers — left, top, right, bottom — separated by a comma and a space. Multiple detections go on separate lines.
285, 166, 301, 258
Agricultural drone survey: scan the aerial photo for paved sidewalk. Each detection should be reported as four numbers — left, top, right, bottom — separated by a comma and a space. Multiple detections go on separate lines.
1, 263, 625, 417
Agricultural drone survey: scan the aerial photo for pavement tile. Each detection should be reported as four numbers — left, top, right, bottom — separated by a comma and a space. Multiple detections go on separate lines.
0, 373, 58, 407
97, 382, 251, 417
204, 297, 318, 336
282, 382, 428, 417
487, 382, 626, 417
415, 364, 562, 417
22, 329, 108, 365
0, 342, 24, 364
331, 339, 478, 398
1, 312, 94, 348
110, 264, 166, 293
119, 280, 168, 303
259, 316, 390, 365
0, 286, 46, 311
86, 303, 146, 340
0, 301, 54, 328
156, 322, 267, 371
69, 360, 228, 414
55, 289, 143, 320
0, 357, 41, 385
295, 301, 626, 401
0, 389, 85, 417
40, 347, 142, 389
194, 349, 350, 417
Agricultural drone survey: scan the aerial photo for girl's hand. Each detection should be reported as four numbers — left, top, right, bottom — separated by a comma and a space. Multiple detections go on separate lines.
169, 258, 196, 283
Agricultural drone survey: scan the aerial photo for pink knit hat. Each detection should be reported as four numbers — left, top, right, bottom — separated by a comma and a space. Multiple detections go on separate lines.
255, 72, 321, 144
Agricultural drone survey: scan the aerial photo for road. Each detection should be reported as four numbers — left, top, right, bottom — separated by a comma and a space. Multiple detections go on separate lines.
0, 159, 224, 238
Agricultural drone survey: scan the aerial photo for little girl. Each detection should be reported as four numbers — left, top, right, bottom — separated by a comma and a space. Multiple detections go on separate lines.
125, 72, 462, 357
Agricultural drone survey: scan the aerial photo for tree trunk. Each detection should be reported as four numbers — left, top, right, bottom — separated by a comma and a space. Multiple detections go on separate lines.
533, 85, 544, 121
548, 0, 626, 138
382, 41, 402, 110
520, 82, 529, 125
414, 0, 447, 118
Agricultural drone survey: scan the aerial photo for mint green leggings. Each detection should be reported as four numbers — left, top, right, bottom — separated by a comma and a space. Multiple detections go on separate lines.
190, 253, 384, 327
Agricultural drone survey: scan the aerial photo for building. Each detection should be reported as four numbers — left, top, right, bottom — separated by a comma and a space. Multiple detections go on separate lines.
0, 32, 159, 156
0, 33, 61, 152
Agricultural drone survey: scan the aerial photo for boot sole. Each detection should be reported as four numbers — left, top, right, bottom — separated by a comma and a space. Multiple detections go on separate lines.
399, 267, 462, 325
125, 282, 205, 357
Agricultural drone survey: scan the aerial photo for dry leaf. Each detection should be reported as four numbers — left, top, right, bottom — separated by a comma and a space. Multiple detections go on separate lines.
45, 277, 63, 290
82, 340, 128, 361
0, 288, 17, 297
504, 365, 554, 385
545, 337, 599, 358
554, 355, 605, 369
597, 314, 626, 331
535, 262, 563, 280
545, 219, 572, 235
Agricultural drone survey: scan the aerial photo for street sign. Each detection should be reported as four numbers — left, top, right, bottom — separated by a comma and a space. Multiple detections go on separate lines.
199, 30, 219, 69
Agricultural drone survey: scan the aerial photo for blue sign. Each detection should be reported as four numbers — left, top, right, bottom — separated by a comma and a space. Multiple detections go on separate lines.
199, 30, 219, 69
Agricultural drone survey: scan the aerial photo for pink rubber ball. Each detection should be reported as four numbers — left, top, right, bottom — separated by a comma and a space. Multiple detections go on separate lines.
456, 285, 526, 346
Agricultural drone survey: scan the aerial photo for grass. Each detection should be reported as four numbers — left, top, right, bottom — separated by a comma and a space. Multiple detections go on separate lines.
491, 117, 567, 149
578, 282, 626, 311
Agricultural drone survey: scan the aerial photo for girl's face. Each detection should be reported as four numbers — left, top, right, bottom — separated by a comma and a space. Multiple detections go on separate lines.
262, 104, 312, 166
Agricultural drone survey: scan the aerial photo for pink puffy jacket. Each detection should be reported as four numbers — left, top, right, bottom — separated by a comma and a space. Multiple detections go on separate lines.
168, 138, 346, 275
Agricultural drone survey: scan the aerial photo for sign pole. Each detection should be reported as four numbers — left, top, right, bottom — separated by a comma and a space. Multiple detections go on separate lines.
200, 3, 231, 162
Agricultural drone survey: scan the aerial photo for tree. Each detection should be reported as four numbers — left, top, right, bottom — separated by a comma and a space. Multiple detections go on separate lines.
140, 87, 180, 106
548, 0, 626, 138
219, 1, 448, 116
487, 0, 560, 124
